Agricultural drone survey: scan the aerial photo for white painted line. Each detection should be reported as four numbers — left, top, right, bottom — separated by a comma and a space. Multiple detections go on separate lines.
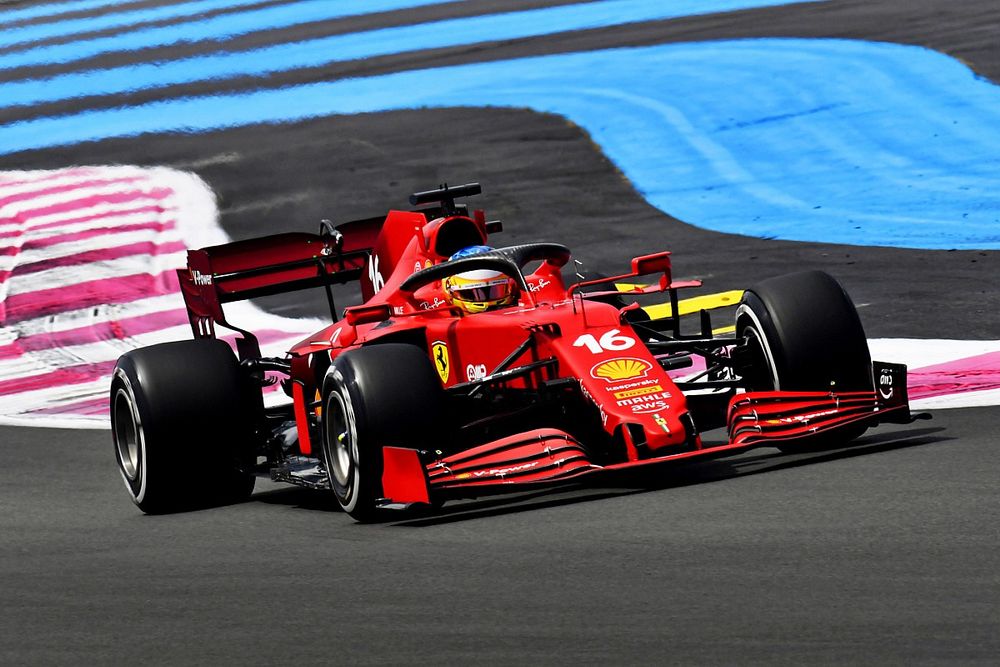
912, 388, 1000, 410
11, 228, 184, 264
0, 295, 184, 341
869, 338, 1000, 368
3, 250, 188, 292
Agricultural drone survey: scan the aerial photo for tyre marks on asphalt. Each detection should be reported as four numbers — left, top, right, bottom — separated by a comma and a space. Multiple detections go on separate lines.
0, 0, 455, 71
0, 0, 140, 25
3, 1, 998, 250
0, 0, 821, 108
2, 39, 999, 250
0, 0, 275, 51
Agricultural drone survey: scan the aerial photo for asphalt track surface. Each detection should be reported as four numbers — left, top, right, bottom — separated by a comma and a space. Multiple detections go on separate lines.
2, 0, 999, 663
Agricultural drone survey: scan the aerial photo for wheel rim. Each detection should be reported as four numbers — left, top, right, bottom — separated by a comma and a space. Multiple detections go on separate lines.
325, 390, 353, 489
736, 302, 781, 391
113, 387, 140, 480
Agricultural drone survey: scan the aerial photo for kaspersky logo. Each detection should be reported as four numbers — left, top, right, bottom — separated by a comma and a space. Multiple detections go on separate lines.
590, 358, 651, 382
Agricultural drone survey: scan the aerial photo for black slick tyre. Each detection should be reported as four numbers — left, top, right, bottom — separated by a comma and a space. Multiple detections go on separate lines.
735, 271, 872, 445
321, 344, 444, 522
110, 339, 260, 514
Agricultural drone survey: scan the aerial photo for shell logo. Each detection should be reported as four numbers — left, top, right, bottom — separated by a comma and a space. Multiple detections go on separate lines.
590, 358, 652, 382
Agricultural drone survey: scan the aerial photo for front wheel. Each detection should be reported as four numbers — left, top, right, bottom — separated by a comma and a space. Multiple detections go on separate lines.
321, 344, 445, 522
735, 271, 873, 446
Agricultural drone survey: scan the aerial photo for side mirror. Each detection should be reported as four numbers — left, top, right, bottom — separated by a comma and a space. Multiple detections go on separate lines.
630, 251, 672, 276
344, 303, 392, 326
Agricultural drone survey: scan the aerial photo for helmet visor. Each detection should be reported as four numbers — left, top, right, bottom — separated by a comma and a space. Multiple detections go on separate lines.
451, 282, 510, 303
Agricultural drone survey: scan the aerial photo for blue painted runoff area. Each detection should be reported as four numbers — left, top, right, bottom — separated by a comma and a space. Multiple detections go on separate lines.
2, 39, 999, 249
0, 0, 455, 71
0, 0, 271, 50
0, 0, 132, 25
0, 0, 822, 108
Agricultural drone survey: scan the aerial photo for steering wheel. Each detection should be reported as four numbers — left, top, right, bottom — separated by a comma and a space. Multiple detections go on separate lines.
399, 243, 570, 296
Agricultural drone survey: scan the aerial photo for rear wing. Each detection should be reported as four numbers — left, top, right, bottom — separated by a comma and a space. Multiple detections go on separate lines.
177, 183, 492, 359
177, 219, 378, 359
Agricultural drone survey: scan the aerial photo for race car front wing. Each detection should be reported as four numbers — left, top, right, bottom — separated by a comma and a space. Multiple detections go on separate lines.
378, 361, 923, 507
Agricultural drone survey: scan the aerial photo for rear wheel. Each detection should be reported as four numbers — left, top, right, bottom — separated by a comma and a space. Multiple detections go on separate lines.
321, 344, 445, 522
735, 271, 872, 446
110, 339, 260, 514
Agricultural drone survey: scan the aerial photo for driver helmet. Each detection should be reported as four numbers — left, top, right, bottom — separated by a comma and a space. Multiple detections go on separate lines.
442, 245, 517, 314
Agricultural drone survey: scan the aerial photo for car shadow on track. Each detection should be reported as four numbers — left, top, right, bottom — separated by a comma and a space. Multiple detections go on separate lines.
251, 486, 341, 512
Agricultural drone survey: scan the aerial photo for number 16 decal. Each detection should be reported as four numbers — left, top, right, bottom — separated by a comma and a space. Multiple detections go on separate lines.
572, 329, 636, 354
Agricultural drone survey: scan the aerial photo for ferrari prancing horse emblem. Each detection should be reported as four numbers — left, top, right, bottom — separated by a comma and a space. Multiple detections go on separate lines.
432, 340, 450, 383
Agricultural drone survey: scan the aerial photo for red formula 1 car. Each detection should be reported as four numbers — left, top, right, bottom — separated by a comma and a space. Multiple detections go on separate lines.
111, 183, 918, 520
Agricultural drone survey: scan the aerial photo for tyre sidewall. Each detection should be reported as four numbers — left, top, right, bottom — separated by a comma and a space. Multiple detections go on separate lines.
110, 339, 259, 513
736, 294, 782, 390
321, 344, 445, 520
322, 364, 373, 515
111, 363, 150, 504
738, 271, 872, 393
